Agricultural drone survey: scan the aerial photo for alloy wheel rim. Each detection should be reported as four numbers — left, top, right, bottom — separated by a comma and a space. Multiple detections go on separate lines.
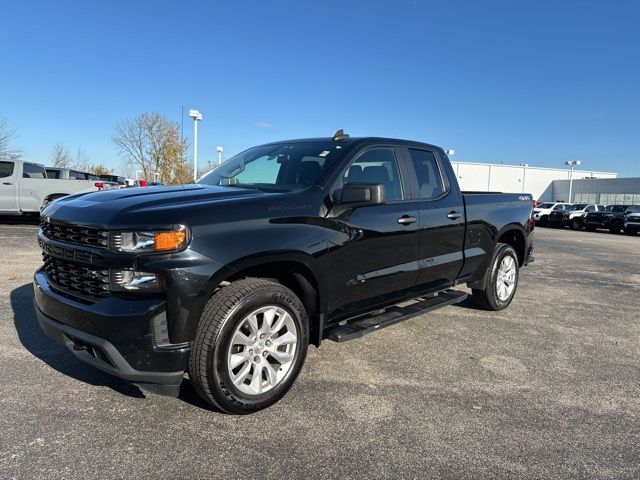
496, 256, 516, 301
227, 306, 298, 395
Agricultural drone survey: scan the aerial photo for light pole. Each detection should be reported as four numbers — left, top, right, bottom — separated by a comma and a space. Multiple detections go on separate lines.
189, 109, 203, 181
564, 160, 581, 202
216, 146, 224, 166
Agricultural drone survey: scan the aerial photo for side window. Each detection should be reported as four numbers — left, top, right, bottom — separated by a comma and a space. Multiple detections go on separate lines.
46, 169, 61, 179
552, 205, 562, 211
586, 205, 596, 212
0, 161, 15, 178
341, 147, 403, 201
23, 163, 47, 179
407, 149, 445, 199
70, 170, 85, 180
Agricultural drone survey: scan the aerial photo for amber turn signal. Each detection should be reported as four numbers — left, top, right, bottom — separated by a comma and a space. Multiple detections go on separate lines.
154, 230, 187, 251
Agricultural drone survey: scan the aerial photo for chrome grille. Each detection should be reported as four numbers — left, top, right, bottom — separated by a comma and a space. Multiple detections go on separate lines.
43, 254, 110, 297
40, 220, 108, 248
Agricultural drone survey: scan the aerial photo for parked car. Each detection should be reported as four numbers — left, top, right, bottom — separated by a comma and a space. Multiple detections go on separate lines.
0, 159, 113, 214
624, 211, 640, 235
99, 174, 127, 188
34, 133, 535, 413
584, 205, 640, 233
548, 203, 605, 230
46, 167, 101, 181
533, 202, 571, 226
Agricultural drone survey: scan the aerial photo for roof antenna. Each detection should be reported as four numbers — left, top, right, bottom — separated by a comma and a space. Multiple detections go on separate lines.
332, 129, 349, 141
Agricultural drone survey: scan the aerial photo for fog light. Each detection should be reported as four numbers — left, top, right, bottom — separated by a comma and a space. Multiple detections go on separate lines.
110, 270, 161, 291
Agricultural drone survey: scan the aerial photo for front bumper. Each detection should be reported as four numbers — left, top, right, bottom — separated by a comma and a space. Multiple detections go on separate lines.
624, 222, 640, 232
33, 270, 189, 396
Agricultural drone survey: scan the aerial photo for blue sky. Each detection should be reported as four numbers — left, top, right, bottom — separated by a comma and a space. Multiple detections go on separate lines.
1, 0, 638, 176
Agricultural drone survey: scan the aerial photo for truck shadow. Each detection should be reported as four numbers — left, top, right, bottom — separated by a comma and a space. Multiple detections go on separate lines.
10, 283, 145, 398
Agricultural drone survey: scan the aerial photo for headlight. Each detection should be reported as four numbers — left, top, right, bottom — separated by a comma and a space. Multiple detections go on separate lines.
109, 227, 189, 253
110, 270, 163, 291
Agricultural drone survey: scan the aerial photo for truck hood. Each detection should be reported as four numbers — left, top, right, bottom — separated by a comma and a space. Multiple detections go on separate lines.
42, 184, 269, 228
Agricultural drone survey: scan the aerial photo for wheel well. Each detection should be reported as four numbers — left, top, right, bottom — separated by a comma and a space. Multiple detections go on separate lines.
44, 193, 67, 203
225, 261, 321, 345
497, 229, 526, 266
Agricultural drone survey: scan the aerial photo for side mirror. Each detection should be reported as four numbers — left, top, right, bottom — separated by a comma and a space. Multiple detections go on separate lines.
338, 183, 385, 207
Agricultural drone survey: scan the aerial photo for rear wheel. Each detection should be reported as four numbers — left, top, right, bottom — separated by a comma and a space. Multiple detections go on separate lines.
189, 278, 309, 414
472, 243, 519, 311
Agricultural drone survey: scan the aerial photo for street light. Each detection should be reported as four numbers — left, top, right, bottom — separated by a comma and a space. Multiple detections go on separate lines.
564, 160, 581, 202
189, 109, 203, 181
216, 146, 224, 166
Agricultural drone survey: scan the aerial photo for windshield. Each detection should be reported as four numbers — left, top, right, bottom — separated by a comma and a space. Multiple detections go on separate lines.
197, 142, 347, 192
604, 205, 629, 213
538, 203, 554, 209
565, 204, 588, 211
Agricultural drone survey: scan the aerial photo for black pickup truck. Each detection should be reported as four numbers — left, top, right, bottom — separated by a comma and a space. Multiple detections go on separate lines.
584, 205, 640, 233
34, 132, 535, 413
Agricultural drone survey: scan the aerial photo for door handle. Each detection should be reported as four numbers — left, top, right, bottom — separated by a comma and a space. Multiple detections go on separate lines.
397, 215, 417, 225
2, 182, 12, 185
447, 211, 462, 220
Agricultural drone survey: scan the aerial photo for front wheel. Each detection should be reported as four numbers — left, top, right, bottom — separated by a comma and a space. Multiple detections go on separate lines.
472, 243, 519, 311
189, 278, 309, 414
570, 218, 582, 230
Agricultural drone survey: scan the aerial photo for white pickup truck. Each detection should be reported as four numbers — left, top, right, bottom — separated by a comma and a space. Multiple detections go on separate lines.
0, 159, 112, 214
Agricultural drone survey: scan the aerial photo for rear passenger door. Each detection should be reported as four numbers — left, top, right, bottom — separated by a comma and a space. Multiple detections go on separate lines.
402, 148, 466, 292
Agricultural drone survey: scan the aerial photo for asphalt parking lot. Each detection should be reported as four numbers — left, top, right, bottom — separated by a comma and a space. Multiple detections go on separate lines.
1, 220, 639, 480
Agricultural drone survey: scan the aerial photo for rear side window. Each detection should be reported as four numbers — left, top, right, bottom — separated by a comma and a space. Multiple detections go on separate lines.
70, 170, 85, 180
407, 149, 445, 199
22, 163, 47, 178
0, 161, 15, 178
46, 169, 61, 179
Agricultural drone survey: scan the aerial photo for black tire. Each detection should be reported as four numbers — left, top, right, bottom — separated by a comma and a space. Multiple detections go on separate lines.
570, 218, 582, 231
609, 225, 621, 234
189, 278, 309, 414
539, 216, 548, 227
472, 243, 519, 311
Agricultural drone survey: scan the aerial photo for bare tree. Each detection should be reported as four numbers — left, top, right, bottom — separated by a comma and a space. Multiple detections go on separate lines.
51, 142, 72, 167
0, 117, 22, 160
113, 112, 189, 183
73, 148, 90, 171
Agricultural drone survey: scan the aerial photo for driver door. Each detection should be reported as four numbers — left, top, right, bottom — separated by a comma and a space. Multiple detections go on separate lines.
324, 146, 420, 318
0, 161, 18, 212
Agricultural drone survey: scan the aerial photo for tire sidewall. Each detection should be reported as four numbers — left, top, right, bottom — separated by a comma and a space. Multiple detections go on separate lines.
208, 286, 309, 413
487, 245, 519, 310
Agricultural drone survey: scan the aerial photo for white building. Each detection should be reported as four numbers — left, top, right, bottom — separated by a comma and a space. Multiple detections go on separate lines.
451, 161, 617, 201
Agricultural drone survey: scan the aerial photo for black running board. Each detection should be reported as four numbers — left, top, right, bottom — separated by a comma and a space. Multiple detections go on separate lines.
325, 289, 468, 342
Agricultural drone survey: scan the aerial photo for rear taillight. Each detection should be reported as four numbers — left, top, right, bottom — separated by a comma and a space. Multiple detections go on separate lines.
94, 182, 104, 191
